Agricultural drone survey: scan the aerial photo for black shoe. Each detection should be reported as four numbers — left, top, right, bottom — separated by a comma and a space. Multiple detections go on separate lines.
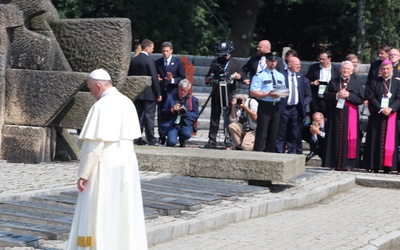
179, 138, 186, 148
204, 141, 216, 149
134, 138, 147, 145
159, 136, 166, 145
306, 151, 316, 162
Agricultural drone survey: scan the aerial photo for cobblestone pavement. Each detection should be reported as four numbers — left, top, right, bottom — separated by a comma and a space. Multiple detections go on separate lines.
1, 161, 400, 250
150, 186, 400, 250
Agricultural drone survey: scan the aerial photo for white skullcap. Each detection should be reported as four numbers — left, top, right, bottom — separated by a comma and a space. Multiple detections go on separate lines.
88, 68, 111, 80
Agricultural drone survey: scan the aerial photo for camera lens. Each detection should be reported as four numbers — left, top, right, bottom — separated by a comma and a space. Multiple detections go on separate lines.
178, 107, 186, 115
236, 98, 242, 105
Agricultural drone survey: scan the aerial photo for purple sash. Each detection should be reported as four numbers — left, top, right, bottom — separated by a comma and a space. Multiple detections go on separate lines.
384, 112, 397, 166
345, 102, 358, 159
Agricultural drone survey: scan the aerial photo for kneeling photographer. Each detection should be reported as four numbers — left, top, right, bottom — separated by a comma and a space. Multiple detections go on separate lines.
160, 79, 199, 147
228, 93, 258, 151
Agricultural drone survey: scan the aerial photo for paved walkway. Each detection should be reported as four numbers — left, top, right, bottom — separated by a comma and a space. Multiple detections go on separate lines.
0, 159, 400, 249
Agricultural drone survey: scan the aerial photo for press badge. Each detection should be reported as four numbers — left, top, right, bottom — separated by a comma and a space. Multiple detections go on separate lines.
336, 98, 345, 109
381, 97, 389, 108
318, 85, 327, 95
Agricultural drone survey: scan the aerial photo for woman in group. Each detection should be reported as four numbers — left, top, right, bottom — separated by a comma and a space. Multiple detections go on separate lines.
322, 61, 364, 170
363, 59, 400, 173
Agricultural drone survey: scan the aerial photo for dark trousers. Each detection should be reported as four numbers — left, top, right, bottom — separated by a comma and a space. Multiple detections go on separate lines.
134, 99, 157, 144
276, 105, 302, 153
253, 100, 281, 152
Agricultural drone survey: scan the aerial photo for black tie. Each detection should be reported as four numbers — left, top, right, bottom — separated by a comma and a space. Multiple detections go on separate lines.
271, 71, 277, 87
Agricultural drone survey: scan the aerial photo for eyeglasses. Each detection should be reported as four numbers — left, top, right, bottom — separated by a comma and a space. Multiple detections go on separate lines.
389, 54, 399, 56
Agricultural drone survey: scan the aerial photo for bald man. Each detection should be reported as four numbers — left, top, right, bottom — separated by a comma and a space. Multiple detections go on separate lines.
242, 40, 285, 85
277, 57, 312, 154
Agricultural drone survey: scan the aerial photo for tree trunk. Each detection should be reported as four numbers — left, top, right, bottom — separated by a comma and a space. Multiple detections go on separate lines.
356, 0, 366, 62
229, 0, 259, 57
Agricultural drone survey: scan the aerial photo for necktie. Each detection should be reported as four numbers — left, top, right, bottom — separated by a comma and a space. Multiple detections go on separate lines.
271, 71, 277, 87
164, 59, 168, 67
289, 73, 296, 105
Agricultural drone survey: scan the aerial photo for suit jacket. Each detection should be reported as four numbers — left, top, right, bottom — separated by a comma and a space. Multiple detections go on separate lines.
242, 55, 285, 81
280, 70, 312, 119
306, 63, 341, 113
205, 57, 244, 97
367, 60, 382, 85
128, 52, 161, 101
155, 56, 186, 96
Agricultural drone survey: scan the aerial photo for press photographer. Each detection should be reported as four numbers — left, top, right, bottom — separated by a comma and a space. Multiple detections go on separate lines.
160, 79, 199, 147
203, 41, 244, 149
228, 94, 258, 151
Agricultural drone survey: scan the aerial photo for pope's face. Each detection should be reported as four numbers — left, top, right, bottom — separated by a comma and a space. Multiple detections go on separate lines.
87, 79, 102, 100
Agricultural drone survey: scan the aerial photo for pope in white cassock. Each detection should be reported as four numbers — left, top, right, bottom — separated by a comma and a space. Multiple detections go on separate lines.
66, 69, 148, 250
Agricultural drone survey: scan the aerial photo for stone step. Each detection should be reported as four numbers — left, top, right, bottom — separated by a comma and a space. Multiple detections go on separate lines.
29, 195, 76, 208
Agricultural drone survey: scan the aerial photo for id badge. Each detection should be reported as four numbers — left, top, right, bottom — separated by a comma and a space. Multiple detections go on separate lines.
336, 98, 345, 109
381, 97, 389, 108
318, 85, 327, 95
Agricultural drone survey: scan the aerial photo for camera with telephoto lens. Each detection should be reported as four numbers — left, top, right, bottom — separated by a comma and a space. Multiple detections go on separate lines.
236, 98, 243, 105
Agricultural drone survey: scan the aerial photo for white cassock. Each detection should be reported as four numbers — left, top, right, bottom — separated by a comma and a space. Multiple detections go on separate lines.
66, 87, 148, 250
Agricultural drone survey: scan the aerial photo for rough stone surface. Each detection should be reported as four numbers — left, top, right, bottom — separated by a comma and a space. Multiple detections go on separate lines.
51, 92, 95, 129
5, 69, 87, 126
50, 18, 131, 86
117, 76, 152, 102
356, 175, 400, 189
136, 147, 305, 182
1, 126, 56, 163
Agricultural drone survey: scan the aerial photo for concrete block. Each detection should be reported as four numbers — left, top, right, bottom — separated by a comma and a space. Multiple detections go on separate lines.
266, 199, 284, 214
356, 176, 400, 189
5, 69, 87, 126
50, 18, 131, 86
389, 230, 400, 249
117, 76, 152, 102
369, 236, 391, 249
337, 177, 356, 192
136, 147, 305, 182
282, 196, 298, 210
233, 206, 252, 222
170, 221, 190, 239
151, 224, 174, 246
1, 125, 55, 163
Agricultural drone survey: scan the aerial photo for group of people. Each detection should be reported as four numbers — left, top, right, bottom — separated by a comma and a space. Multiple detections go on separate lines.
128, 39, 199, 148
203, 39, 400, 174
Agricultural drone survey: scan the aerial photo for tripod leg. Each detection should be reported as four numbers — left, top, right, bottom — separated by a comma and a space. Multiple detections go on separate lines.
219, 81, 232, 147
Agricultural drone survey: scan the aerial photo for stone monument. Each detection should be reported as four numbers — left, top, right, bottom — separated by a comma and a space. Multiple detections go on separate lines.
0, 0, 150, 163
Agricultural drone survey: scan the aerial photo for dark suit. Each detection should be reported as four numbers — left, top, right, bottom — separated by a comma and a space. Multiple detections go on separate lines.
206, 57, 244, 145
277, 70, 312, 153
242, 55, 285, 81
155, 56, 186, 137
128, 52, 161, 145
306, 63, 340, 116
367, 60, 382, 86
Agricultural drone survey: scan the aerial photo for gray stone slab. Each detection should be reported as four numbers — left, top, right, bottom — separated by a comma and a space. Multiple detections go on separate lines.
136, 147, 305, 182
0, 200, 75, 216
142, 191, 202, 211
0, 231, 40, 248
170, 176, 269, 196
0, 206, 72, 227
355, 176, 400, 189
142, 200, 182, 216
141, 183, 221, 205
29, 195, 76, 207
148, 178, 238, 200
0, 219, 69, 240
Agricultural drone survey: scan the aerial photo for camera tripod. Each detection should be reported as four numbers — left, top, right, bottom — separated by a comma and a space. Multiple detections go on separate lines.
199, 71, 234, 148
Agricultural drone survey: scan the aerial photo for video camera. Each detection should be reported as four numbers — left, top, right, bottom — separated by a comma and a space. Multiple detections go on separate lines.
209, 41, 235, 84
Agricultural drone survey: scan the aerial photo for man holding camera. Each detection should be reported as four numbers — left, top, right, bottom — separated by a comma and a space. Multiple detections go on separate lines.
204, 41, 244, 149
228, 94, 258, 151
160, 79, 199, 147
